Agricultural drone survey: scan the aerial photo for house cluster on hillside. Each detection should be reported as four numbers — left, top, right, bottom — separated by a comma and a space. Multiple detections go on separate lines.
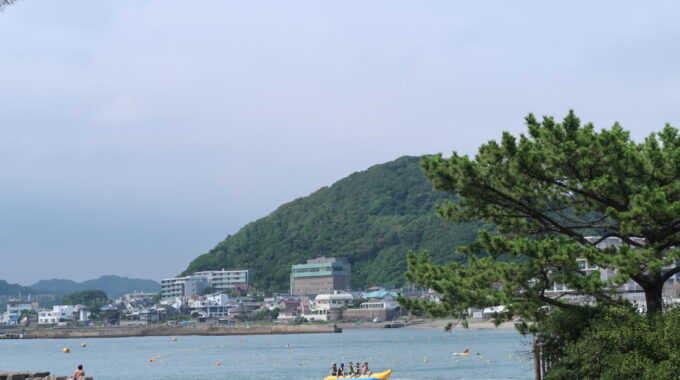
1, 257, 434, 327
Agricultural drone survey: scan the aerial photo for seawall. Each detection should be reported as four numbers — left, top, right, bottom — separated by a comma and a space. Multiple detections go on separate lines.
19, 324, 341, 339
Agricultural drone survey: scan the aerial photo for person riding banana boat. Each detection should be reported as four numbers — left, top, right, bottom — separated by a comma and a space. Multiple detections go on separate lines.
324, 361, 392, 380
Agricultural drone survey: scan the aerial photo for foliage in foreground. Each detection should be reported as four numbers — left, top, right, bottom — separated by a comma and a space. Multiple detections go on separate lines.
400, 111, 680, 327
544, 307, 680, 380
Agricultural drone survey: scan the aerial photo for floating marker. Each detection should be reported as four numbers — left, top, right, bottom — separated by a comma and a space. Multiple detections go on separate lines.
62, 347, 70, 353
80, 343, 87, 347
215, 362, 222, 366
172, 337, 177, 341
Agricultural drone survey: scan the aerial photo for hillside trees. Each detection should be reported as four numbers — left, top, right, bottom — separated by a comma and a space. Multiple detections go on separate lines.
183, 156, 480, 291
62, 290, 108, 307
400, 111, 680, 325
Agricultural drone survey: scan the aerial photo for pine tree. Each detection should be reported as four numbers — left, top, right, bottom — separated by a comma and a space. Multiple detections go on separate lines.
401, 111, 680, 324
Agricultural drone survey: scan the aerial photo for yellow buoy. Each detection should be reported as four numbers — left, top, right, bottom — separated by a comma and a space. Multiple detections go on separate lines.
62, 347, 70, 353
81, 343, 87, 347
172, 337, 177, 341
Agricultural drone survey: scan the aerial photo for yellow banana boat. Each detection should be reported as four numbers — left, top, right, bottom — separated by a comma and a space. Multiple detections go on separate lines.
323, 369, 392, 380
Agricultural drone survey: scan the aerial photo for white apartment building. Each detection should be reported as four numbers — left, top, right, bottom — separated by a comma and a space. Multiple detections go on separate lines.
38, 310, 60, 325
187, 297, 229, 319
52, 305, 75, 321
302, 292, 353, 322
160, 270, 249, 299
194, 270, 249, 292
205, 293, 230, 306
160, 276, 209, 299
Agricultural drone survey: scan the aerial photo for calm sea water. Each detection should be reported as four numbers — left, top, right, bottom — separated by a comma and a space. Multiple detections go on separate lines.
0, 328, 533, 380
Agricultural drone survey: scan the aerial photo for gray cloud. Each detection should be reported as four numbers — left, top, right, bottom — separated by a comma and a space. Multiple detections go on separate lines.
1, 1, 679, 284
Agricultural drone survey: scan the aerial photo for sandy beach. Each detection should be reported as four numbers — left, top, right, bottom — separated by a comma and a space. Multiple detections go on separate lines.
406, 318, 517, 330
338, 318, 517, 330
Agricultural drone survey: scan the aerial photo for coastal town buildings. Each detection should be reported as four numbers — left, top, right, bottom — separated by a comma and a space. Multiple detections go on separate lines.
302, 291, 353, 321
543, 236, 680, 308
160, 270, 249, 299
1, 300, 39, 325
290, 257, 351, 296
52, 305, 74, 321
160, 276, 209, 299
38, 310, 59, 325
194, 270, 250, 293
343, 289, 402, 322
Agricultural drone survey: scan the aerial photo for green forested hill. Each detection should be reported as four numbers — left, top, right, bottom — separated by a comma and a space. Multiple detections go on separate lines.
0, 280, 41, 297
183, 156, 482, 291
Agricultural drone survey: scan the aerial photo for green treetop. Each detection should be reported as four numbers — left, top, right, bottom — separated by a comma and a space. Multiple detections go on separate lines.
62, 289, 109, 307
401, 111, 680, 325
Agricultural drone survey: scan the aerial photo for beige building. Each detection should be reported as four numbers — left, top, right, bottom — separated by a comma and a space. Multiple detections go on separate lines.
290, 257, 351, 296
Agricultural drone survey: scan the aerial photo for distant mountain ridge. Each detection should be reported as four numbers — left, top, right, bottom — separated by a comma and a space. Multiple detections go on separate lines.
0, 280, 43, 297
30, 275, 160, 299
183, 156, 482, 292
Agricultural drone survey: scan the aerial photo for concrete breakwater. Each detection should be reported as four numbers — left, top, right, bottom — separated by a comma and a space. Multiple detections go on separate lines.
0, 372, 92, 380
18, 324, 341, 339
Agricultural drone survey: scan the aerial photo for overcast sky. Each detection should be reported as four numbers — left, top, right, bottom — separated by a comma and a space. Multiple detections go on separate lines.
1, 1, 679, 285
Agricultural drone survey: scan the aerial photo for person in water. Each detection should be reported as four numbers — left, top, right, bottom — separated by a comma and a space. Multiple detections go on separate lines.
330, 363, 338, 376
72, 364, 85, 380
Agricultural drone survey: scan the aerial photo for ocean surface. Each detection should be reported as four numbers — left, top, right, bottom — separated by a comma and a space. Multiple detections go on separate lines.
0, 327, 533, 379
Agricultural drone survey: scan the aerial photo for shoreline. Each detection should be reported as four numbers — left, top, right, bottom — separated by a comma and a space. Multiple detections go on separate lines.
6, 324, 341, 339
337, 318, 517, 330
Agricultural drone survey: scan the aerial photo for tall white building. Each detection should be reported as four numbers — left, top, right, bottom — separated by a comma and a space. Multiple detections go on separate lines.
194, 270, 249, 292
160, 276, 209, 299
160, 270, 249, 299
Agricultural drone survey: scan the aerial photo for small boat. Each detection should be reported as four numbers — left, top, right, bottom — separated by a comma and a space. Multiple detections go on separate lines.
323, 369, 392, 380
452, 352, 470, 356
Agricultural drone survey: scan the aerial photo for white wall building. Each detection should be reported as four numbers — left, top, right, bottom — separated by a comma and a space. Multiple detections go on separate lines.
205, 293, 230, 306
302, 292, 353, 321
52, 305, 75, 321
161, 270, 249, 299
160, 276, 209, 299
38, 310, 60, 325
194, 270, 250, 292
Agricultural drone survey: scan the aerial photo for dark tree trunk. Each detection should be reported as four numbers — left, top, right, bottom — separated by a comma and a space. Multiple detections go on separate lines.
643, 281, 664, 315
